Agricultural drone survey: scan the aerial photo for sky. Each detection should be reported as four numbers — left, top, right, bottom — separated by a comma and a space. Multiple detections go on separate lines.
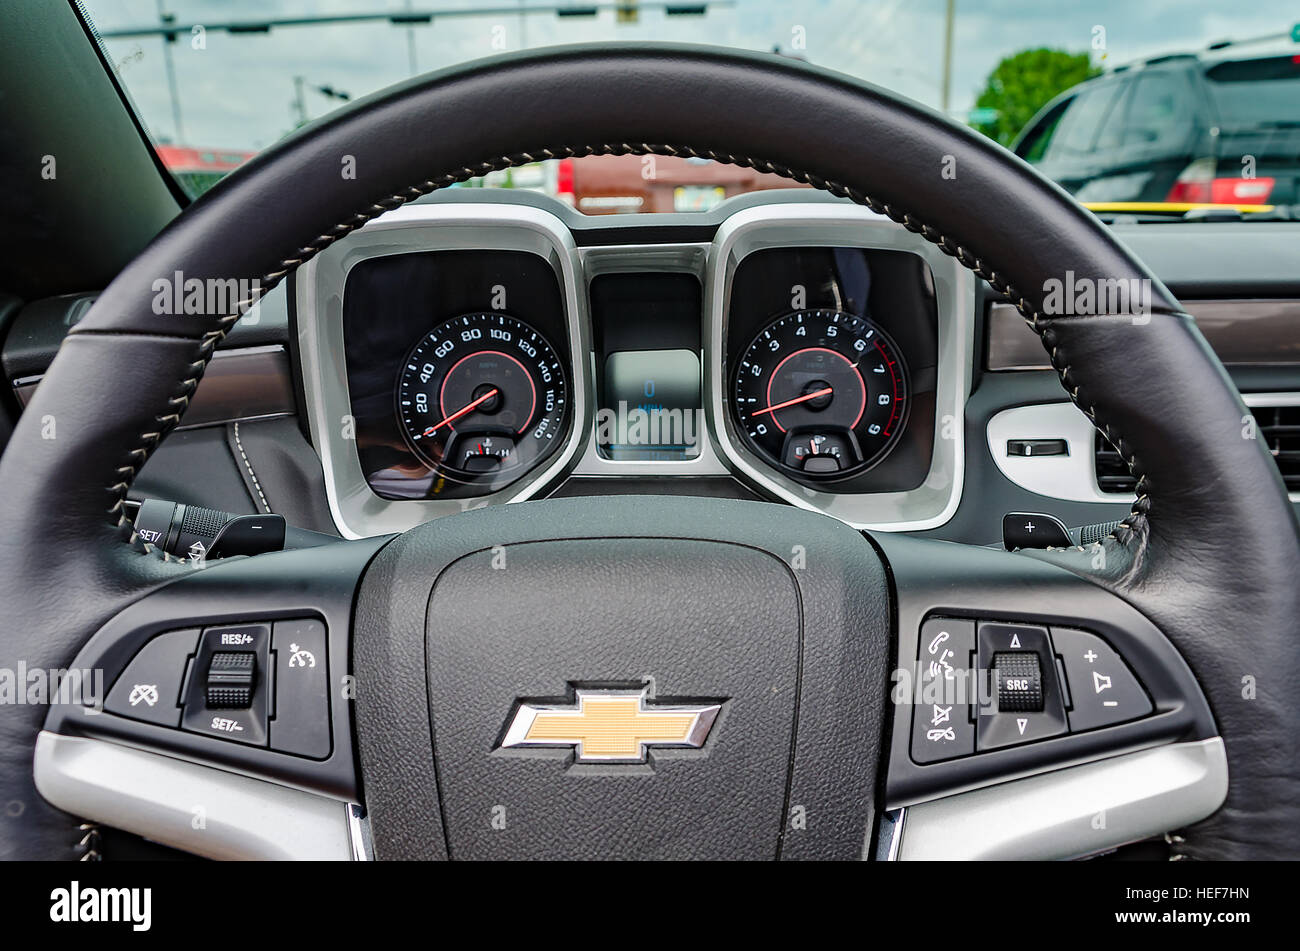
80, 0, 1300, 151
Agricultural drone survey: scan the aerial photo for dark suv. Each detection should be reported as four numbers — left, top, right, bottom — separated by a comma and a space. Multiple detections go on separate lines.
1014, 41, 1300, 206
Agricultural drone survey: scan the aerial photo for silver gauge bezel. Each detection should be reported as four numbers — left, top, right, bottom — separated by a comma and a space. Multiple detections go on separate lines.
296, 203, 590, 539
705, 202, 973, 530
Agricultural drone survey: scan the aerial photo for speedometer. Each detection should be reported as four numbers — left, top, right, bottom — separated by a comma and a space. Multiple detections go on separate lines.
396, 313, 568, 486
731, 310, 908, 480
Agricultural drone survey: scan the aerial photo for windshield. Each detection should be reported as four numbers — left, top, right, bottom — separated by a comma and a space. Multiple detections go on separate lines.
80, 1, 1300, 217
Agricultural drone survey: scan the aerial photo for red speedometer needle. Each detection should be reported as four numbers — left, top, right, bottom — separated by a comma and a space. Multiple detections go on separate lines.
423, 388, 499, 435
750, 386, 833, 418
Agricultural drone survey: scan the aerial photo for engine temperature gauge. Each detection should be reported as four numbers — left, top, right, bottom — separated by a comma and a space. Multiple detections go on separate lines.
450, 434, 517, 473
783, 432, 858, 473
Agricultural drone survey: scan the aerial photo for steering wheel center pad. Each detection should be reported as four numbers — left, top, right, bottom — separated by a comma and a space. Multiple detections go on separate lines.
356, 496, 888, 859
1, 44, 1296, 859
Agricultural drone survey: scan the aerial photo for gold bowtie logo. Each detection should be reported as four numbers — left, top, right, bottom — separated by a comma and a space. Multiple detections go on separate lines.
500, 688, 723, 762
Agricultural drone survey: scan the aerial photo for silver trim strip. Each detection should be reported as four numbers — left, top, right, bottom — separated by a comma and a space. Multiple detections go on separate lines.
989, 394, 1300, 504
34, 731, 353, 860
347, 803, 374, 861
705, 203, 973, 530
296, 203, 592, 539
986, 402, 1117, 503
897, 737, 1228, 860
875, 807, 906, 861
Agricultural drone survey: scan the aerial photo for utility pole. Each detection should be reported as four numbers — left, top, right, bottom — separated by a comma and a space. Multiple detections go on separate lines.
293, 75, 307, 126
156, 0, 185, 142
404, 0, 418, 75
940, 0, 955, 115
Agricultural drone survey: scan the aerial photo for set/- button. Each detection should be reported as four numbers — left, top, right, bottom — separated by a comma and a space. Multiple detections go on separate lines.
181, 623, 271, 747
206, 652, 256, 708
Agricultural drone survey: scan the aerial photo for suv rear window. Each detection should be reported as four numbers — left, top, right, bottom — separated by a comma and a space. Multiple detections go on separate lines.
1206, 55, 1300, 127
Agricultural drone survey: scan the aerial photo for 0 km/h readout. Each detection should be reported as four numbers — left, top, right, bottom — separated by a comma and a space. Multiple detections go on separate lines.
396, 312, 567, 483
732, 310, 908, 479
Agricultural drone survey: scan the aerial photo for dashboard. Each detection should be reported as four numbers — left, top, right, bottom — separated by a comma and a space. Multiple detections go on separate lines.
298, 191, 969, 538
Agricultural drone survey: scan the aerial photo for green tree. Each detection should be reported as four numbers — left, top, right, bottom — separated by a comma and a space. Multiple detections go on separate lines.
971, 48, 1100, 147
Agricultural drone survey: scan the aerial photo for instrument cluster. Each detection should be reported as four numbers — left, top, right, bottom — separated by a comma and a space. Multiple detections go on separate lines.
315, 198, 963, 534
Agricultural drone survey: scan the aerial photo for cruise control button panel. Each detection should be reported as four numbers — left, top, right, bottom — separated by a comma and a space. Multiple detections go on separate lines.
99, 617, 336, 760
1053, 626, 1153, 731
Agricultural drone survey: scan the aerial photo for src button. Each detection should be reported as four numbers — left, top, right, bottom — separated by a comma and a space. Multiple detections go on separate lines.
993, 652, 1044, 712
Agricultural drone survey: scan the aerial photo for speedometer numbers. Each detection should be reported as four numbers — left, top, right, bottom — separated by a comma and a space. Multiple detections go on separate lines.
397, 313, 567, 486
732, 310, 908, 480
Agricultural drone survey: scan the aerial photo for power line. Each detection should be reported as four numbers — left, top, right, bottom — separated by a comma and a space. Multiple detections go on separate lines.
97, 2, 729, 39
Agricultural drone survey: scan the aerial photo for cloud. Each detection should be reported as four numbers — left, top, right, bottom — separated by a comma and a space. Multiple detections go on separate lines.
81, 0, 1300, 150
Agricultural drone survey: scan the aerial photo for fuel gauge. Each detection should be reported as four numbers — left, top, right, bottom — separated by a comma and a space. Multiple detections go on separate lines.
782, 430, 860, 474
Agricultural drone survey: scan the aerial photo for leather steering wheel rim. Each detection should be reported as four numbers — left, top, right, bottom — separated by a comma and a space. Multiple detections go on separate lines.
1, 43, 1296, 860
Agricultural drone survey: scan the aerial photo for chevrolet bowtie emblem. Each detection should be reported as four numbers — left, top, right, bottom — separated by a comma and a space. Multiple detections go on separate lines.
500, 688, 723, 762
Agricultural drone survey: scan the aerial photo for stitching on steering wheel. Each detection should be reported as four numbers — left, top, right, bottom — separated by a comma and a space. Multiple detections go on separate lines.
108, 142, 1150, 556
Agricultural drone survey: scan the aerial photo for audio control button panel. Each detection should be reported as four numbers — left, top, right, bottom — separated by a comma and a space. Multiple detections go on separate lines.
909, 617, 1154, 765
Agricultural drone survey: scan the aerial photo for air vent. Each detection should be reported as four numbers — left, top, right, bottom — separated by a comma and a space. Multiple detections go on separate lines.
1253, 404, 1300, 491
1093, 432, 1137, 494
1094, 403, 1300, 494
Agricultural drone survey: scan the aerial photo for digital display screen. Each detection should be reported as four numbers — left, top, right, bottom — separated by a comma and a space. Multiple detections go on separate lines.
600, 349, 702, 460
589, 272, 703, 462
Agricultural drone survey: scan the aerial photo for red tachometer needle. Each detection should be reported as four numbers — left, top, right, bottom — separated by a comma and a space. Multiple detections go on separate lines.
423, 387, 499, 435
750, 386, 833, 418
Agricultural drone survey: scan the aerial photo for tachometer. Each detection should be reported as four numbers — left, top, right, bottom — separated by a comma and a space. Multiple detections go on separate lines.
397, 313, 567, 485
731, 310, 908, 479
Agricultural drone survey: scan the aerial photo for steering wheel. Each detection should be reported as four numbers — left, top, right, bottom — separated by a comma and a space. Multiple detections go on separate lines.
2, 45, 1296, 860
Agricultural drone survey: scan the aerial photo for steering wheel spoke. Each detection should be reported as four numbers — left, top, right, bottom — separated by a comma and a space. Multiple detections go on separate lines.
34, 537, 386, 859
874, 532, 1226, 859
